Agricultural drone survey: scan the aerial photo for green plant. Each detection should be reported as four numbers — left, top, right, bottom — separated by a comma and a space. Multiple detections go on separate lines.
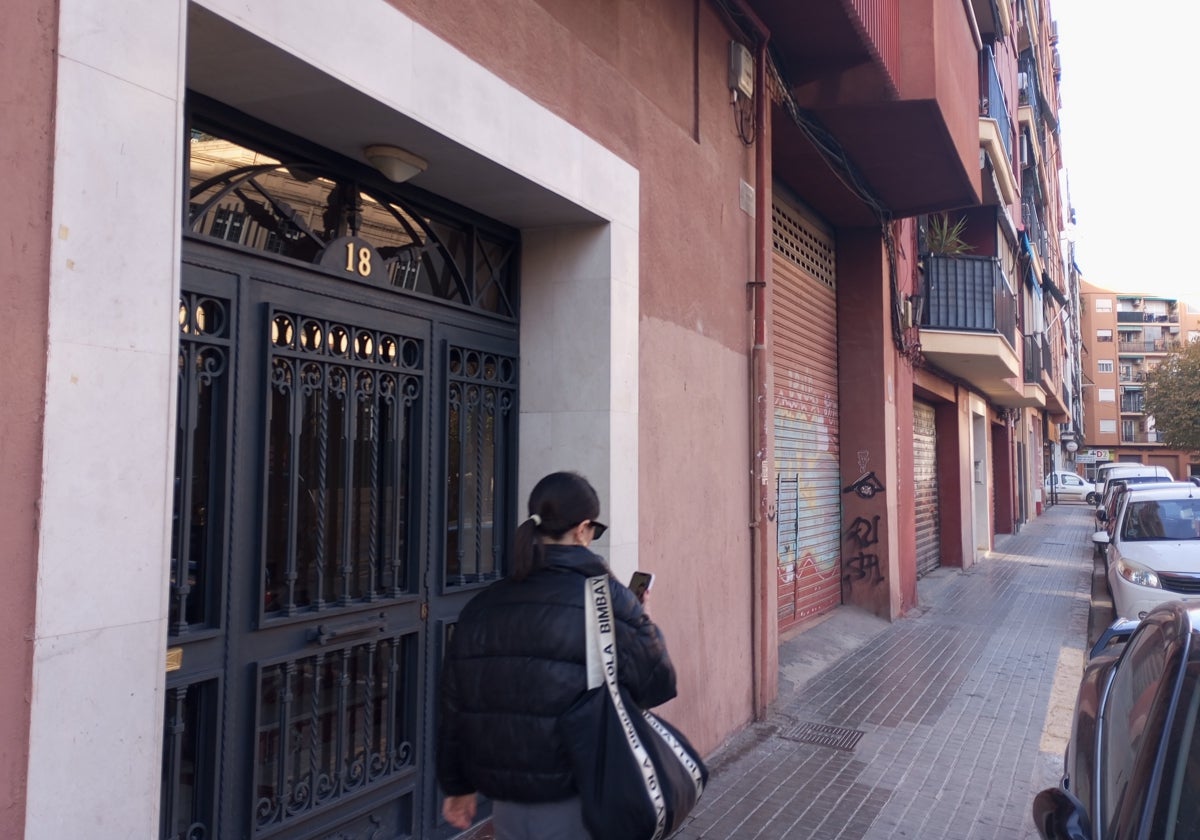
926, 213, 973, 255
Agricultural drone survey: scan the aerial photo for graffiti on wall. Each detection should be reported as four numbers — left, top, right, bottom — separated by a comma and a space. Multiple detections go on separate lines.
842, 471, 885, 499
775, 368, 840, 620
842, 452, 885, 587
844, 514, 884, 585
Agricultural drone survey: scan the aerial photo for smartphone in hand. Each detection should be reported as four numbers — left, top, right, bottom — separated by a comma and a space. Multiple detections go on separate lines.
629, 571, 654, 603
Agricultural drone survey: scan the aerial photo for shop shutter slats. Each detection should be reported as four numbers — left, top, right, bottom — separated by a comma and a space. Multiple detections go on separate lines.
772, 199, 841, 631
913, 400, 941, 578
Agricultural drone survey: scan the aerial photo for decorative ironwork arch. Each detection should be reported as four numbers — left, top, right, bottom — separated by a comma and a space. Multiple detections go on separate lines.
187, 128, 517, 320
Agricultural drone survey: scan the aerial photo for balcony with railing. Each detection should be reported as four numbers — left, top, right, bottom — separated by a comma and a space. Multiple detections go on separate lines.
981, 47, 1013, 164
1119, 339, 1179, 354
1120, 395, 1146, 413
1017, 55, 1046, 148
1021, 198, 1051, 264
1121, 431, 1165, 444
1118, 311, 1180, 324
920, 254, 1022, 404
1023, 334, 1042, 384
979, 47, 1017, 208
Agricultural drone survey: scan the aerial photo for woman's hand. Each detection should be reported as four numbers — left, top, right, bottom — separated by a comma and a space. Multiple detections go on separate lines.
442, 793, 478, 829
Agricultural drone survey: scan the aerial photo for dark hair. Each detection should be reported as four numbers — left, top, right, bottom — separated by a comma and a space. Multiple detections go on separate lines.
511, 472, 601, 581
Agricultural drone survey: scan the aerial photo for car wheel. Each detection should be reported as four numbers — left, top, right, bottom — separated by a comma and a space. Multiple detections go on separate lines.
1086, 492, 1098, 505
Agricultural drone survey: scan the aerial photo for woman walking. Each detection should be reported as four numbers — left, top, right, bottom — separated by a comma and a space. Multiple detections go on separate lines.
436, 471, 677, 839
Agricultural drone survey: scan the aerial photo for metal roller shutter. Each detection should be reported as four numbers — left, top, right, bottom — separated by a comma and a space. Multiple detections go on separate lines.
913, 400, 941, 577
1148, 455, 1177, 475
772, 198, 841, 632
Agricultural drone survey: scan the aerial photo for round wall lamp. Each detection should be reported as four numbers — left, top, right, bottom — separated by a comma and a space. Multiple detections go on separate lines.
364, 144, 428, 183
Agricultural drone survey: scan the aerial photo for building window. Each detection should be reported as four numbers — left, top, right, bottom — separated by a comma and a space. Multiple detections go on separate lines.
1097, 329, 1113, 343
1099, 388, 1116, 403
1097, 360, 1114, 374
1096, 299, 1113, 313
1099, 419, 1117, 433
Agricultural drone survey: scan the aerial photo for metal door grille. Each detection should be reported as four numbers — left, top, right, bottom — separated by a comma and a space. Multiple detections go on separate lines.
445, 344, 517, 586
172, 292, 233, 634
160, 680, 218, 840
252, 632, 418, 833
263, 307, 424, 615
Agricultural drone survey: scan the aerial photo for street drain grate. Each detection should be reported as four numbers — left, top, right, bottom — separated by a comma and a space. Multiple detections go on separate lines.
780, 721, 865, 751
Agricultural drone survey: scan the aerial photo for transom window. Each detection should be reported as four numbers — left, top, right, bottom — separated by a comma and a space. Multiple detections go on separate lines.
187, 126, 518, 320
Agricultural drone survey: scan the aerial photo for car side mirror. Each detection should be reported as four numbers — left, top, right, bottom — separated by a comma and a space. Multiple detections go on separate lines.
1092, 531, 1110, 545
1032, 788, 1092, 840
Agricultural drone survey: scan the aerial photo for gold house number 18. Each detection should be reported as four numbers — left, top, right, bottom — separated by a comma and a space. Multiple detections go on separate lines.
345, 242, 373, 277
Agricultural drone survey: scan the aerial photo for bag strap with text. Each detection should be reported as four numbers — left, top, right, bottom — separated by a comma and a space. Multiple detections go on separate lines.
583, 575, 668, 840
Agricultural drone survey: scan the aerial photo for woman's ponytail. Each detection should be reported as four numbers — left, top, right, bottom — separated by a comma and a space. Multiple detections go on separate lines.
509, 472, 600, 581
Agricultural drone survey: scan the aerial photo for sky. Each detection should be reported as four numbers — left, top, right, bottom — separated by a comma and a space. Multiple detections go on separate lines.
1051, 0, 1200, 306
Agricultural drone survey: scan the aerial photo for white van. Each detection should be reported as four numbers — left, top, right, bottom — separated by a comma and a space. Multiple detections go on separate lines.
1094, 464, 1174, 510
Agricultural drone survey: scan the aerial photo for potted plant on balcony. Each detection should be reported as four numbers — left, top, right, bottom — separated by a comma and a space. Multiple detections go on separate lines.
925, 213, 973, 256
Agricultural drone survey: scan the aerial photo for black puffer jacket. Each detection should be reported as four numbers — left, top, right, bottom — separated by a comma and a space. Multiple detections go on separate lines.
436, 544, 677, 802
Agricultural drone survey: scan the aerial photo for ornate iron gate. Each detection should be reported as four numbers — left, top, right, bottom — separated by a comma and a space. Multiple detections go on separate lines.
162, 116, 518, 840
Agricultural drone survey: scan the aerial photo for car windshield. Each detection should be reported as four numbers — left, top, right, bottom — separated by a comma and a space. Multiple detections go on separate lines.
1121, 499, 1200, 541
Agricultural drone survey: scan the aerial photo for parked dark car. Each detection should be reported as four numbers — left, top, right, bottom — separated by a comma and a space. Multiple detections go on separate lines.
1033, 602, 1200, 839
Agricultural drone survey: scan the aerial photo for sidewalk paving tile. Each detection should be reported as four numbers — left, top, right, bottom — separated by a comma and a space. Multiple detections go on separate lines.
677, 502, 1095, 840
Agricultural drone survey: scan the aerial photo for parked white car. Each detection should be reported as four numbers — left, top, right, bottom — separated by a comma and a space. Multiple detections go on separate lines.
1099, 484, 1200, 620
1044, 470, 1097, 503
1093, 464, 1173, 510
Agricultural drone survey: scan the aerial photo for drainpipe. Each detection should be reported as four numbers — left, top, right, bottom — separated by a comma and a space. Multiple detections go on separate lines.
750, 36, 771, 720
728, 0, 772, 720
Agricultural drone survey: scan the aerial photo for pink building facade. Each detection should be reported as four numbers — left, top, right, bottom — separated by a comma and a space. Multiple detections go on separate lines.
3, 1, 1074, 837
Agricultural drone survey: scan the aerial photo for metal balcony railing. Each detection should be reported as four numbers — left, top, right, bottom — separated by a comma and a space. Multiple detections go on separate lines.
1120, 397, 1146, 413
1118, 311, 1179, 323
1018, 55, 1045, 147
1119, 340, 1179, 354
1023, 334, 1041, 383
1021, 200, 1048, 261
921, 254, 1017, 349
1121, 431, 1164, 444
1022, 333, 1054, 384
981, 47, 1013, 164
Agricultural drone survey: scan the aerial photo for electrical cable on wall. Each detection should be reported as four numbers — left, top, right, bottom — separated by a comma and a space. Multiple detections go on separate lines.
764, 56, 920, 363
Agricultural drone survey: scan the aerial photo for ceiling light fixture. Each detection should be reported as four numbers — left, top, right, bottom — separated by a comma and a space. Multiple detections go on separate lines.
364, 144, 428, 183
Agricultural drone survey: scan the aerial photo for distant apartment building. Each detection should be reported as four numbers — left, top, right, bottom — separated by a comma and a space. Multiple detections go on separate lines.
1078, 282, 1200, 479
